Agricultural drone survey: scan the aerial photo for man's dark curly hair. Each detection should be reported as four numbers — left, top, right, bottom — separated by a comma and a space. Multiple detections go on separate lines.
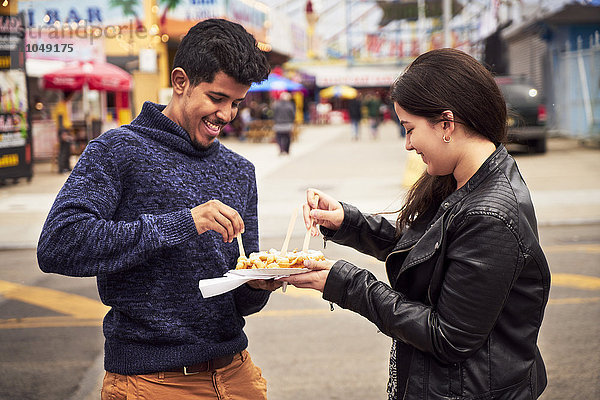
173, 19, 270, 87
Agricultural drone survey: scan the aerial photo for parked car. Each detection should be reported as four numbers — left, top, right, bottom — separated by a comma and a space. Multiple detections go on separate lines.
495, 76, 548, 153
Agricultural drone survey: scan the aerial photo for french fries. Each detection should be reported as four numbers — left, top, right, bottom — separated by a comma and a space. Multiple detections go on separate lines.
235, 249, 325, 270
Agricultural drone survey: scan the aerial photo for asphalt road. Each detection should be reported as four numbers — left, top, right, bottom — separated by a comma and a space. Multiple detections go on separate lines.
0, 123, 598, 399
0, 222, 598, 400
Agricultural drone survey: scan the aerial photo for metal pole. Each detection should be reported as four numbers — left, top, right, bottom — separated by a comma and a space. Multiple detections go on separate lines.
576, 36, 594, 135
418, 0, 425, 54
346, 0, 351, 64
443, 0, 451, 47
82, 82, 90, 141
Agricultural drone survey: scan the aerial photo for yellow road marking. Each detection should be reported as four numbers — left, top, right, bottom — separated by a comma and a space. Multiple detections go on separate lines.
0, 280, 108, 319
1, 270, 599, 330
543, 244, 600, 254
548, 297, 600, 305
552, 273, 600, 290
0, 316, 102, 329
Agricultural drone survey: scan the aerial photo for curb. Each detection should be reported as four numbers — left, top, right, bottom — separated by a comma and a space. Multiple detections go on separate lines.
69, 352, 104, 400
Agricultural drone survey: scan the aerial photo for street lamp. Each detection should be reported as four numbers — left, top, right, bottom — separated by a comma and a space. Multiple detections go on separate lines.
305, 0, 319, 59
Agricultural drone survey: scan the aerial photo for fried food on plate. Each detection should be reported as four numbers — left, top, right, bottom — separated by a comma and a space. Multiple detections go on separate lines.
235, 249, 325, 270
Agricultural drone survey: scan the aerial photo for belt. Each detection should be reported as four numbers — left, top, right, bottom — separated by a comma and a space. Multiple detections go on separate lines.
168, 353, 239, 375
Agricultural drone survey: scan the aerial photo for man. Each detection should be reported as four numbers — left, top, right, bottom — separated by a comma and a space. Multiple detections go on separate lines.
272, 91, 295, 155
57, 115, 74, 173
364, 93, 382, 139
37, 19, 276, 399
347, 95, 362, 141
54, 91, 75, 173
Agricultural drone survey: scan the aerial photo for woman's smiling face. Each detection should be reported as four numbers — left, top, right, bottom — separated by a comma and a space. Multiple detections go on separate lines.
394, 103, 456, 177
179, 71, 250, 149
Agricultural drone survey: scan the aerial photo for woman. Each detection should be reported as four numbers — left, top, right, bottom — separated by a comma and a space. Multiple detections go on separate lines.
284, 48, 550, 400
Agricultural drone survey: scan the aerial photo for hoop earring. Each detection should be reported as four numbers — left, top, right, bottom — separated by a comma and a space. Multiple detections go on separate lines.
443, 135, 451, 143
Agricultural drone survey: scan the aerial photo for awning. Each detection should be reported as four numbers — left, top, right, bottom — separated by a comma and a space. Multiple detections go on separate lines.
43, 61, 133, 92
320, 85, 358, 99
249, 73, 303, 92
26, 59, 67, 78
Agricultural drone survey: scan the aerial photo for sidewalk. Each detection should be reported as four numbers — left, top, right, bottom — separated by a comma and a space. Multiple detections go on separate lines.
509, 137, 600, 226
0, 125, 345, 249
0, 160, 69, 249
0, 123, 599, 249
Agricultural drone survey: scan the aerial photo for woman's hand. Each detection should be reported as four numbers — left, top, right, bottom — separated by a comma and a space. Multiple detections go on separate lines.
282, 258, 336, 292
303, 188, 344, 236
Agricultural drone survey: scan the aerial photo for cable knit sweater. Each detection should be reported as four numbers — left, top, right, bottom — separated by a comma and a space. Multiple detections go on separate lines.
37, 101, 269, 375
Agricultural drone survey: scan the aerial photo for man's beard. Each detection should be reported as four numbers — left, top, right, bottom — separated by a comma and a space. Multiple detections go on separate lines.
182, 115, 226, 150
191, 136, 212, 150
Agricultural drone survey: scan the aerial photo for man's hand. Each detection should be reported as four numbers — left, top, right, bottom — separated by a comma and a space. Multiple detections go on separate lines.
247, 279, 284, 291
191, 200, 244, 243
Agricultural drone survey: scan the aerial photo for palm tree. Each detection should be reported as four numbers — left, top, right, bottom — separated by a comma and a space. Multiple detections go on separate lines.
109, 0, 144, 31
158, 0, 183, 26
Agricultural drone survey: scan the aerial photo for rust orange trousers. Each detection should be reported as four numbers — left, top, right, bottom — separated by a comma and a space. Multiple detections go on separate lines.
101, 350, 267, 400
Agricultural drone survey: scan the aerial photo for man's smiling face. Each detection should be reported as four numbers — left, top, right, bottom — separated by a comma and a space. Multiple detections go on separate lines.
179, 71, 250, 149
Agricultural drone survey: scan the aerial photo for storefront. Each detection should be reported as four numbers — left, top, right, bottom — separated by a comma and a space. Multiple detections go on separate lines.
290, 62, 404, 123
19, 0, 295, 161
0, 10, 33, 183
20, 1, 136, 160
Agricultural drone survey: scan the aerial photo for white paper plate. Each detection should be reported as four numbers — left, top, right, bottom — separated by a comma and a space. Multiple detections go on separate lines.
228, 268, 309, 277
199, 275, 252, 298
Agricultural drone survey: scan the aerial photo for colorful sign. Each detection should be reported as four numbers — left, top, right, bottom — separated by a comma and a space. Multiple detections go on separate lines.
158, 0, 268, 43
19, 0, 271, 54
19, 0, 140, 27
0, 13, 32, 181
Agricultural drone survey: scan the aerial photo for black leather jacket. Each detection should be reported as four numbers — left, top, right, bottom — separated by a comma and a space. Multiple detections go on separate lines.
323, 145, 550, 400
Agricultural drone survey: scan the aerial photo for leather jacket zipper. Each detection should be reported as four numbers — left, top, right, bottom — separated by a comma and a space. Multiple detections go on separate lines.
384, 241, 418, 265
426, 212, 455, 305
384, 211, 455, 286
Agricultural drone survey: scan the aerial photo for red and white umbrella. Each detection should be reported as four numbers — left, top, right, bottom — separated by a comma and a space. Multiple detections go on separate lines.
43, 61, 132, 92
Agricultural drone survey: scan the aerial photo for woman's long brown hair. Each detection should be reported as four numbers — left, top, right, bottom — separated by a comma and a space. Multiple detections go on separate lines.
390, 48, 508, 233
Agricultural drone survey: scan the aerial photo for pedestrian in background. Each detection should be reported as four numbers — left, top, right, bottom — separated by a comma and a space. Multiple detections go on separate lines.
38, 19, 277, 400
316, 99, 331, 124
347, 95, 362, 140
54, 91, 75, 173
239, 104, 253, 140
272, 91, 296, 155
259, 102, 272, 120
364, 93, 382, 139
57, 116, 74, 173
286, 48, 550, 400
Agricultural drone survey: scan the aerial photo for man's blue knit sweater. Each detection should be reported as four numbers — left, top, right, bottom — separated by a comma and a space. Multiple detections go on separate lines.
37, 101, 270, 375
